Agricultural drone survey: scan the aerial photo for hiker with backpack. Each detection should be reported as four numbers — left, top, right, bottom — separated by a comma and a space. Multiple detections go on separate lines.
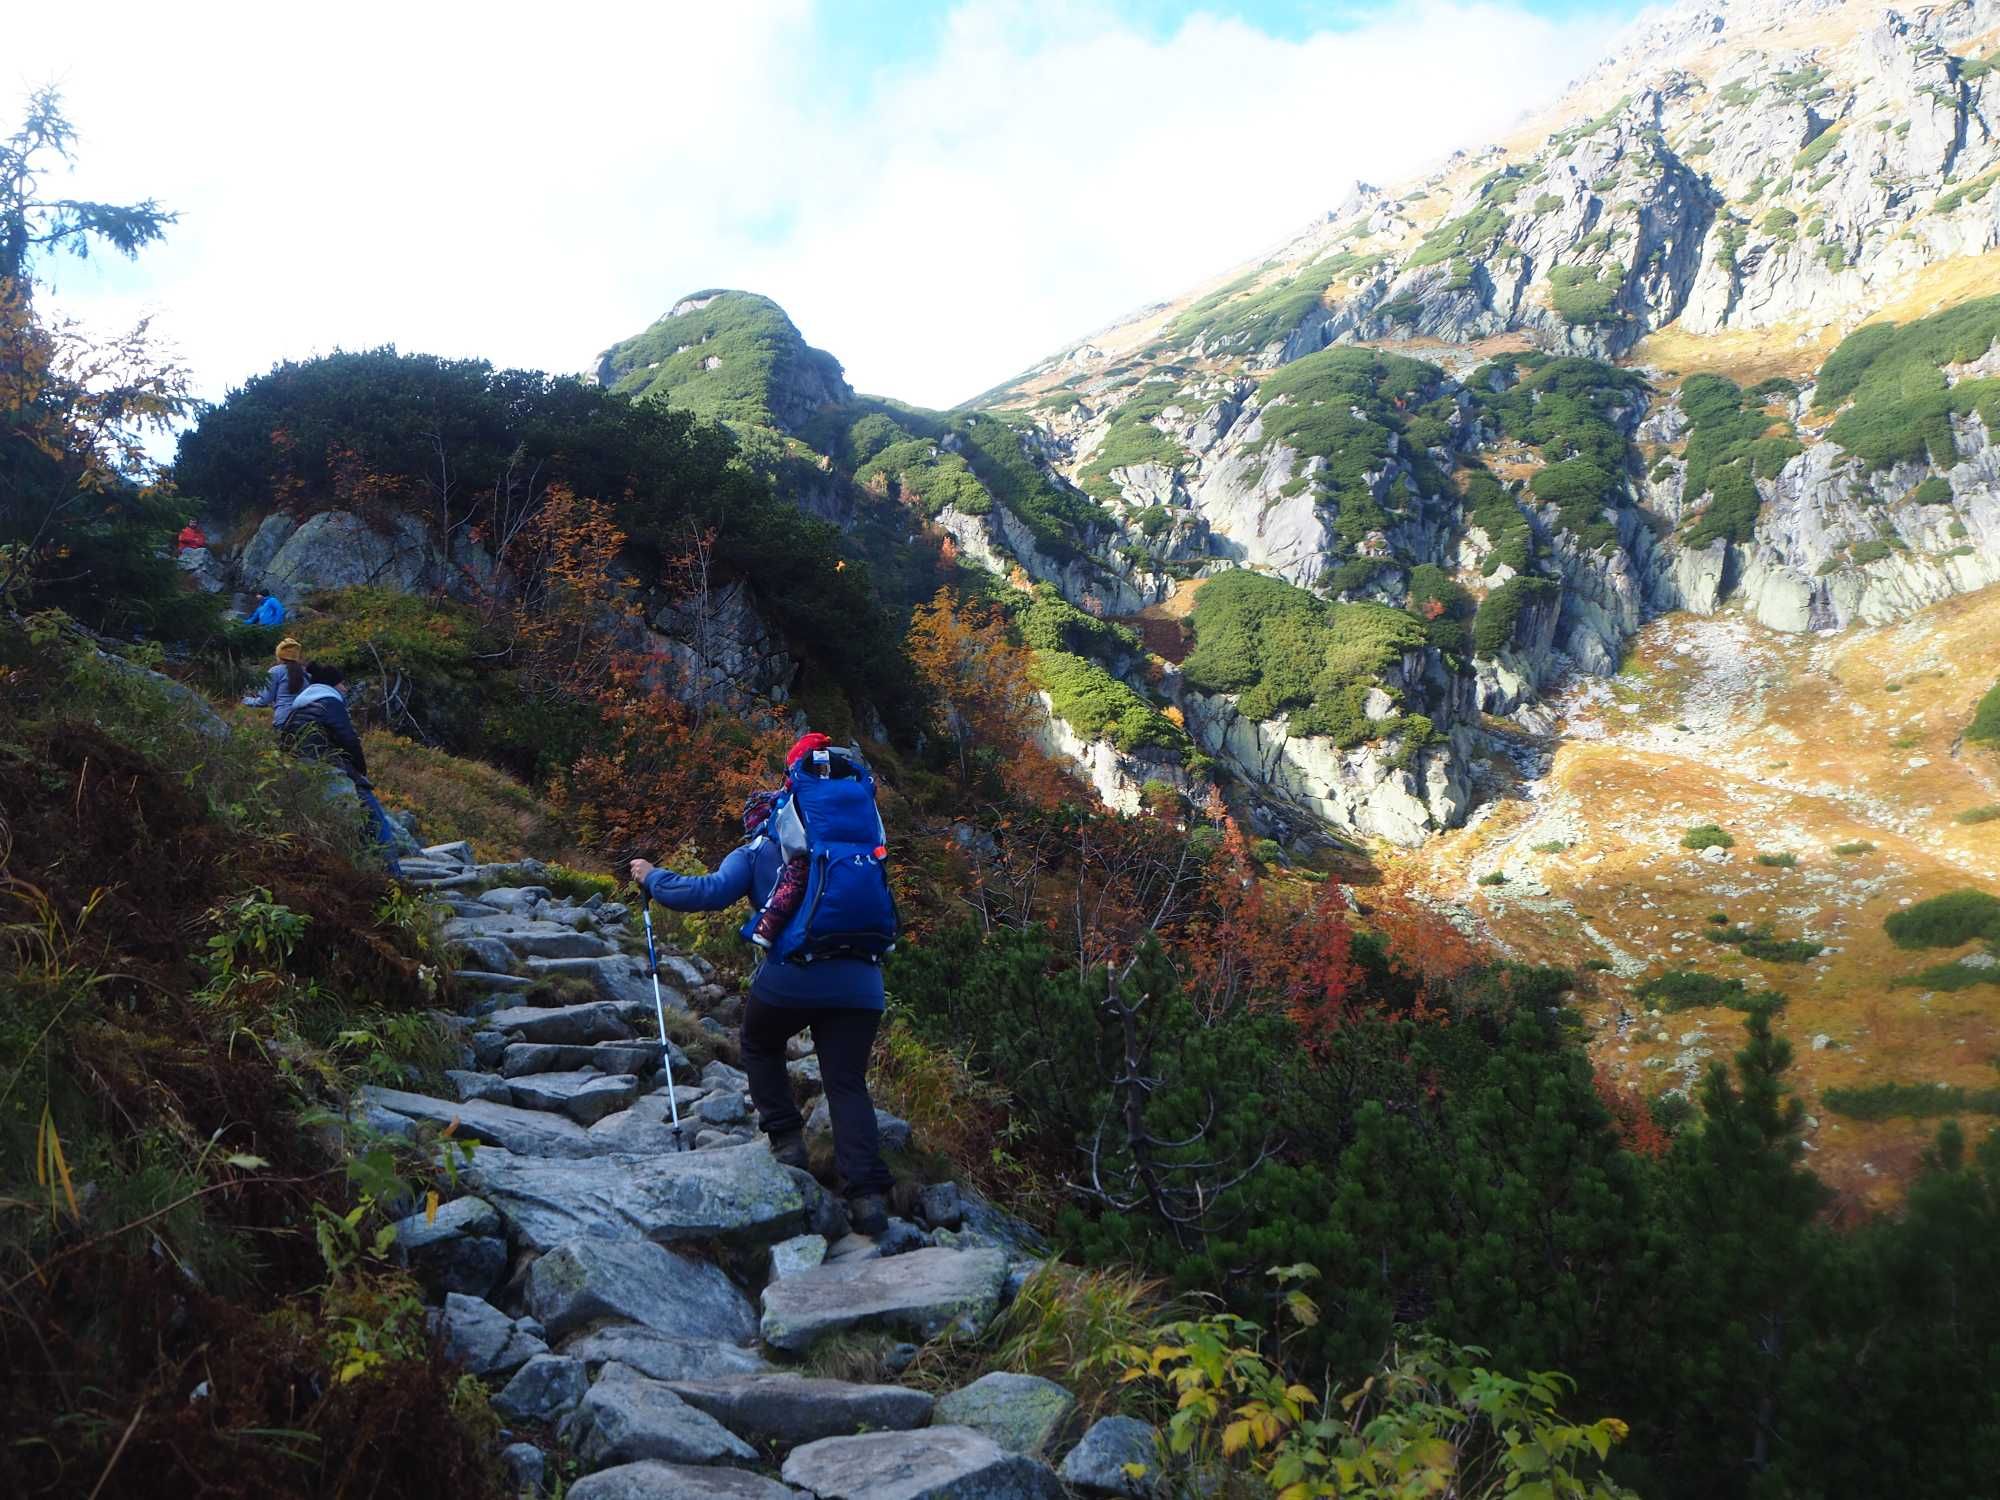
242, 636, 306, 723
629, 732, 901, 1235
281, 663, 404, 877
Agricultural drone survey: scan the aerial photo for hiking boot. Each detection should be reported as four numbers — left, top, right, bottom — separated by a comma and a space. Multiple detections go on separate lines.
846, 1192, 889, 1237
769, 1130, 809, 1171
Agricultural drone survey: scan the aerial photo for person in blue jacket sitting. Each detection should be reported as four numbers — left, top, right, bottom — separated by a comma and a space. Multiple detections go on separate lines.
628, 734, 896, 1236
247, 592, 286, 628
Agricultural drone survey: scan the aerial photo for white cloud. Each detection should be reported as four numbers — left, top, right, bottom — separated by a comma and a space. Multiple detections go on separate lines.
18, 0, 1623, 412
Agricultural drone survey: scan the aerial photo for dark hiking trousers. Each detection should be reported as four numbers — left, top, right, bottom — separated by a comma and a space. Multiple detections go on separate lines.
741, 994, 893, 1196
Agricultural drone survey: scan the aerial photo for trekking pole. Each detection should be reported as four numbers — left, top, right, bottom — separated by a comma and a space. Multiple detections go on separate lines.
639, 892, 687, 1153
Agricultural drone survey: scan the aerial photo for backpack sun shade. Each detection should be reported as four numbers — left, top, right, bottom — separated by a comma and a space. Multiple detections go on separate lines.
743, 746, 899, 965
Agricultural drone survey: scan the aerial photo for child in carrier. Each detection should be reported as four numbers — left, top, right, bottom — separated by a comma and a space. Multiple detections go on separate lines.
741, 732, 833, 949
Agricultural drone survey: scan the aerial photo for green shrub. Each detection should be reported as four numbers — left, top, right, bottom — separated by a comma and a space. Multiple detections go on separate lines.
1682, 824, 1735, 850
1478, 871, 1509, 887
1533, 840, 1568, 854
1531, 193, 1564, 213
1679, 374, 1801, 548
1015, 584, 1138, 662
1955, 805, 2000, 825
1757, 852, 1798, 867
1793, 125, 1843, 173
856, 438, 991, 517
1761, 206, 1799, 235
1813, 295, 2000, 470
1549, 265, 1622, 325
1032, 650, 1183, 755
1833, 840, 1876, 855
1077, 381, 1191, 501
1635, 970, 1780, 1013
1935, 168, 2000, 215
1182, 570, 1427, 745
1707, 923, 1825, 963
1913, 476, 1954, 506
1969, 678, 2000, 745
1884, 889, 2000, 949
1890, 959, 2000, 991
1851, 538, 1896, 565
1823, 1081, 2000, 1120
1472, 576, 1557, 657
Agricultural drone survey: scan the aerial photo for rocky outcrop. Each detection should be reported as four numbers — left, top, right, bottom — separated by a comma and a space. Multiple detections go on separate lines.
646, 579, 795, 707
1032, 695, 1197, 816
241, 509, 494, 604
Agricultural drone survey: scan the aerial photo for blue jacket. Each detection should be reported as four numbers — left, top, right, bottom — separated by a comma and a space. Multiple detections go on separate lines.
249, 596, 286, 627
643, 842, 885, 1011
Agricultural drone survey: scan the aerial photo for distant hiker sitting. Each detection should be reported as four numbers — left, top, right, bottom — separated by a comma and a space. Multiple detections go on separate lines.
282, 663, 403, 877
243, 636, 305, 723
630, 731, 901, 1235
247, 591, 286, 628
176, 520, 207, 553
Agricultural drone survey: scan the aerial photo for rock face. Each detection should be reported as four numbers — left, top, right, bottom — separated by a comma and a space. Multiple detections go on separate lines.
245, 509, 491, 603
567, 1462, 796, 1500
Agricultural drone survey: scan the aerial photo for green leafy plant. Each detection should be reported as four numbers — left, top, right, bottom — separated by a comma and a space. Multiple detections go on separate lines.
1115, 1269, 1635, 1499
1682, 824, 1735, 850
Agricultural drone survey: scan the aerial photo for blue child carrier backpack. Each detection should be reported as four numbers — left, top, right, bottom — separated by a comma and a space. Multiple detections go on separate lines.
744, 745, 900, 965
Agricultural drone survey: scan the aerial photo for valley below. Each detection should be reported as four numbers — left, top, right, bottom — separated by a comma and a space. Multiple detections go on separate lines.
1410, 583, 2000, 1208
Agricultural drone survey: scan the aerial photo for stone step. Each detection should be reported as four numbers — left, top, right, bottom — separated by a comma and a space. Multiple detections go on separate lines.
564, 1362, 757, 1470
562, 1326, 772, 1383
454, 970, 535, 991
361, 1084, 597, 1158
485, 1001, 638, 1046
780, 1426, 1064, 1500
461, 1141, 806, 1251
405, 870, 482, 891
662, 1373, 933, 1450
566, 1460, 794, 1499
523, 953, 676, 1012
527, 1239, 758, 1344
422, 839, 475, 867
500, 1041, 672, 1079
507, 1069, 641, 1125
758, 1247, 1008, 1353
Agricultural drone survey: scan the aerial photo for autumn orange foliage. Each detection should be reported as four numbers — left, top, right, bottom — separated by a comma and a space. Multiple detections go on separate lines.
1593, 1068, 1670, 1158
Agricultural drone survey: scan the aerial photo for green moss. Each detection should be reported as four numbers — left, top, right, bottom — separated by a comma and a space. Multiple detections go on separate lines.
1031, 650, 1182, 755
1182, 570, 1428, 745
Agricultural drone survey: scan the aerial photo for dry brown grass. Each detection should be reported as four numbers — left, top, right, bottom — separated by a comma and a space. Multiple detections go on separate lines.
363, 732, 585, 865
1406, 584, 2000, 1211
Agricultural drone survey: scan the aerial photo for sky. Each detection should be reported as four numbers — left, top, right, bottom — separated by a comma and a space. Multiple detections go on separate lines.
16, 0, 1647, 413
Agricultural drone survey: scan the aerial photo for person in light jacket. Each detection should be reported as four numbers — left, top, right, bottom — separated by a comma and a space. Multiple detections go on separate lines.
243, 637, 306, 724
281, 664, 402, 876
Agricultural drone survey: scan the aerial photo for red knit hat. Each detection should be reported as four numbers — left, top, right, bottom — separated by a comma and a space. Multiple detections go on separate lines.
786, 731, 833, 769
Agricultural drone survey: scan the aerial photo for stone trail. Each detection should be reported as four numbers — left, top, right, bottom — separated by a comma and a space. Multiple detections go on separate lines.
369, 842, 1149, 1498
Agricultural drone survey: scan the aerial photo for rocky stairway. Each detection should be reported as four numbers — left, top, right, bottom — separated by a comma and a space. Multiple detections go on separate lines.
362, 842, 1155, 1499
